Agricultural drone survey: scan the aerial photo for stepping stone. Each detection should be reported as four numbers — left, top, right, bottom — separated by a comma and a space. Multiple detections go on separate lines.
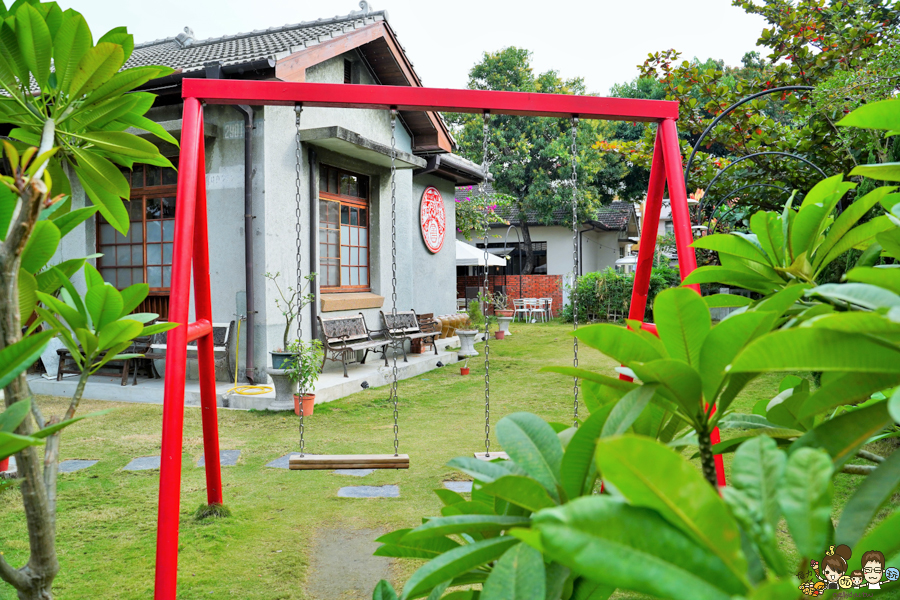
265, 454, 292, 469
123, 456, 160, 471
305, 528, 389, 599
443, 481, 473, 493
59, 460, 98, 473
334, 469, 374, 477
197, 450, 240, 467
337, 485, 399, 498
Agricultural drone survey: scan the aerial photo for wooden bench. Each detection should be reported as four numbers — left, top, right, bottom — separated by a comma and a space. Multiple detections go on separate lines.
380, 310, 440, 357
56, 336, 162, 386
318, 313, 391, 378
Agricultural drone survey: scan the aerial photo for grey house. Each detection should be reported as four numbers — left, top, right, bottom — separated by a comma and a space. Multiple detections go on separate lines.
57, 3, 482, 383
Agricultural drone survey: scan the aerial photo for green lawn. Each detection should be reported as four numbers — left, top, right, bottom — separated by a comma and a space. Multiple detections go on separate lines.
0, 321, 893, 599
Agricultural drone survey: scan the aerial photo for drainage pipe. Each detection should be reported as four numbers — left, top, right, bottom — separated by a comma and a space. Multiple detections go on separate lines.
234, 104, 256, 382
307, 147, 319, 340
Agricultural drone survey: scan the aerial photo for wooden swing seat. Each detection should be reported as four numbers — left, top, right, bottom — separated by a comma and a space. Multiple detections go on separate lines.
289, 454, 410, 470
474, 452, 509, 461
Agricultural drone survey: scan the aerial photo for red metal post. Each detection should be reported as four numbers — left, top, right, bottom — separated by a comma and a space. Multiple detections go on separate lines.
154, 96, 203, 599
192, 116, 224, 505
626, 128, 667, 324
659, 119, 700, 293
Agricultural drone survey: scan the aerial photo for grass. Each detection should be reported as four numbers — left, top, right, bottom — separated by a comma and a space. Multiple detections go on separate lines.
0, 321, 893, 599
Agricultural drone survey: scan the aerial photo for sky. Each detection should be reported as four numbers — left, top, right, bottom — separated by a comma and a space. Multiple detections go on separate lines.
59, 0, 769, 94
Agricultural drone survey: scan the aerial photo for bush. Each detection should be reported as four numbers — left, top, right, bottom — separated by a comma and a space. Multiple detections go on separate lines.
560, 266, 681, 323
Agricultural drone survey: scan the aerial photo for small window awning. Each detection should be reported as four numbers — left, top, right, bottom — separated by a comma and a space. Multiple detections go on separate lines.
299, 126, 426, 169
456, 240, 506, 267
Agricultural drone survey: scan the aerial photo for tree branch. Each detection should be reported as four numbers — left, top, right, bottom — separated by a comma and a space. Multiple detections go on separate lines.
0, 551, 26, 591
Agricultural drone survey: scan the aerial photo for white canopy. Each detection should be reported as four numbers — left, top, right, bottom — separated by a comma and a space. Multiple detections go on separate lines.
456, 240, 506, 267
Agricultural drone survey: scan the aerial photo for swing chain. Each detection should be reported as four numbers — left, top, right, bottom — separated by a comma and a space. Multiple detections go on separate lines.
481, 112, 491, 456
294, 104, 306, 456
571, 116, 580, 429
390, 109, 400, 457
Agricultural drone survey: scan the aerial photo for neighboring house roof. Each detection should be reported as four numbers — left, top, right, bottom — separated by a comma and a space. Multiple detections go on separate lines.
131, 3, 453, 154
455, 184, 636, 231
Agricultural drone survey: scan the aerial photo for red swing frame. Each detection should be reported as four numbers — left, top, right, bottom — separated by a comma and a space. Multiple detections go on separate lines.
154, 78, 725, 598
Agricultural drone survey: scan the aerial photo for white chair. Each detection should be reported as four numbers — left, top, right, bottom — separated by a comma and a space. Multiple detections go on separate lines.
513, 299, 529, 322
457, 298, 468, 313
540, 297, 553, 319
526, 298, 546, 323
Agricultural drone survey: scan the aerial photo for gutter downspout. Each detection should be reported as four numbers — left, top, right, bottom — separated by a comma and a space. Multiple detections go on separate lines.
308, 148, 319, 340
205, 61, 257, 382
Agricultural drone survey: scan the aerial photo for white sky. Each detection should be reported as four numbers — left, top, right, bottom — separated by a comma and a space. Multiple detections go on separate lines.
60, 0, 768, 94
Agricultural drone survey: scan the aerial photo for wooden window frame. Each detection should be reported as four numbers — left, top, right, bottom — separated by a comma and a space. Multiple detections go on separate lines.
318, 165, 371, 294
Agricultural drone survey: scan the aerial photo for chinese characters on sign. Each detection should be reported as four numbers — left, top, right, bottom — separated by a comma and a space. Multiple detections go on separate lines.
420, 186, 446, 254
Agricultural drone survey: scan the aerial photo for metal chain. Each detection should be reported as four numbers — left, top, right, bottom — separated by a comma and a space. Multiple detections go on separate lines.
389, 109, 400, 457
294, 105, 306, 455
571, 117, 580, 429
481, 112, 492, 456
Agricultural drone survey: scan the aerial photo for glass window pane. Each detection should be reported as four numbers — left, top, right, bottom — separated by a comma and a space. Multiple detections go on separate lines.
341, 225, 349, 245
341, 245, 349, 263
162, 266, 171, 287
100, 224, 116, 244
359, 208, 366, 226
328, 264, 339, 286
359, 228, 367, 247
132, 246, 143, 265
148, 267, 161, 288
319, 200, 330, 224
351, 227, 359, 246
117, 268, 132, 287
350, 208, 358, 226
116, 246, 132, 266
162, 168, 177, 186
131, 223, 143, 243
147, 244, 161, 264
163, 243, 173, 264
128, 199, 143, 220
328, 230, 339, 245
132, 165, 144, 187
99, 245, 114, 265
162, 220, 174, 242
146, 198, 160, 219
115, 228, 128, 243
340, 205, 349, 225
319, 230, 327, 243
132, 268, 144, 284
360, 266, 368, 285
147, 221, 161, 243
100, 268, 115, 284
360, 249, 367, 266
121, 169, 131, 187
359, 178, 368, 199
146, 166, 160, 187
319, 165, 326, 190
350, 268, 359, 286
328, 169, 337, 194
341, 266, 349, 285
329, 201, 339, 222
161, 198, 176, 219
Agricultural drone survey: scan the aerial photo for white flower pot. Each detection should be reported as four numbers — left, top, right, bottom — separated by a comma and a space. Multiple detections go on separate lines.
497, 316, 513, 336
456, 329, 479, 357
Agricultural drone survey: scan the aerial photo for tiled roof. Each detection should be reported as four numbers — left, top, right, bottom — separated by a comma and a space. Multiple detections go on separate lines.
455, 185, 635, 231
126, 9, 387, 73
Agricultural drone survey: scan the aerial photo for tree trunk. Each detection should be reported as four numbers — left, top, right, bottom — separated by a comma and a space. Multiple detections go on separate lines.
696, 427, 719, 488
519, 220, 535, 275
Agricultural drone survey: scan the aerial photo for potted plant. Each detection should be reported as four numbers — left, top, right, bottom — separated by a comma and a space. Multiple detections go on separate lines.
284, 338, 324, 416
456, 304, 481, 358
490, 291, 514, 338
266, 271, 316, 369
460, 357, 470, 376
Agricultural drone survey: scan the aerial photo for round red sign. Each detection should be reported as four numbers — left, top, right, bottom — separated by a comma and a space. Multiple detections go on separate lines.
420, 186, 446, 253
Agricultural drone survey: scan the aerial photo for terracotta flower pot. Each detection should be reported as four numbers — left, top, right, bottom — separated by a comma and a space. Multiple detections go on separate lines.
293, 393, 315, 416
495, 309, 514, 318
495, 330, 506, 340
460, 367, 470, 375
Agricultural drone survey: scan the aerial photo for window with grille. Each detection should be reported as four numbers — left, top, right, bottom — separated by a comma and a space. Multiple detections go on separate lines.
318, 165, 370, 292
97, 162, 177, 296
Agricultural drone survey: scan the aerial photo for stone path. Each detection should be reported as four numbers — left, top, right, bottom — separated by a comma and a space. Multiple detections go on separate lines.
337, 485, 399, 498
123, 456, 160, 471
305, 528, 389, 600
59, 460, 98, 473
443, 480, 473, 493
265, 454, 292, 469
197, 450, 241, 467
334, 469, 374, 477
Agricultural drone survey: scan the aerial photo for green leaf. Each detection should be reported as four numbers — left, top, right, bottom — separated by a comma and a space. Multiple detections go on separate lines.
629, 360, 703, 421
20, 220, 60, 274
750, 210, 785, 267
700, 312, 774, 403
447, 457, 522, 485
373, 580, 399, 600
846, 266, 900, 296
692, 233, 773, 266
433, 488, 468, 507
53, 10, 92, 93
703, 294, 752, 308
36, 290, 87, 330
374, 529, 460, 560
836, 449, 900, 550
479, 476, 557, 513
532, 497, 747, 600
119, 283, 149, 315
51, 205, 98, 237
69, 130, 163, 159
32, 408, 111, 439
539, 366, 638, 393
0, 330, 53, 389
807, 283, 900, 311
117, 112, 180, 146
140, 322, 176, 337
838, 98, 900, 131
878, 228, 900, 261
85, 284, 124, 330
480, 543, 545, 600
777, 447, 833, 559
746, 578, 804, 600
730, 329, 900, 374
600, 385, 657, 437
559, 405, 614, 500
570, 578, 614, 600
594, 436, 747, 585
75, 166, 129, 233
0, 184, 15, 242
0, 397, 30, 432
791, 400, 893, 470
0, 430, 44, 460
652, 287, 710, 366
850, 162, 900, 182
573, 324, 663, 364
0, 18, 29, 90
819, 215, 896, 274
402, 515, 531, 542
851, 510, 900, 569
15, 3, 51, 88
67, 41, 124, 99
712, 428, 805, 455
496, 413, 563, 501
83, 263, 105, 290
681, 266, 780, 294
97, 318, 142, 350
18, 269, 36, 321
798, 372, 900, 420
80, 65, 167, 111
400, 537, 518, 600
71, 146, 130, 198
